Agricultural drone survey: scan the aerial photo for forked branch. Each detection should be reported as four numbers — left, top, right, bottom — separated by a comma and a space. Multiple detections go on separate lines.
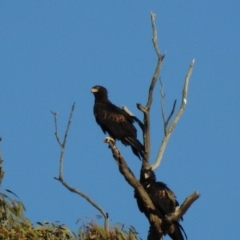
51, 103, 109, 231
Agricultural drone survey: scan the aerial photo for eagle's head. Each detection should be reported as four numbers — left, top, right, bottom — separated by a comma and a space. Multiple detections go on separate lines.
140, 168, 156, 183
91, 85, 108, 101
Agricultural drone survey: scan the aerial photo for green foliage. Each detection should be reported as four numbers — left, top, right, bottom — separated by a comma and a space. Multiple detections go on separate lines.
78, 221, 140, 240
0, 190, 141, 240
0, 190, 76, 240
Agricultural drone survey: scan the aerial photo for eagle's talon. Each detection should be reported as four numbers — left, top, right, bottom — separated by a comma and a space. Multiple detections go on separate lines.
104, 137, 115, 144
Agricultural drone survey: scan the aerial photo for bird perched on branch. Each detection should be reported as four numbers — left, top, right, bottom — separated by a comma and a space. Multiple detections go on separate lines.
91, 85, 144, 159
135, 168, 187, 240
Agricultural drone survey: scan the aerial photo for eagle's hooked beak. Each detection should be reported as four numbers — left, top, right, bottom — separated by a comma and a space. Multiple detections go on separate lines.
91, 88, 98, 93
144, 172, 150, 179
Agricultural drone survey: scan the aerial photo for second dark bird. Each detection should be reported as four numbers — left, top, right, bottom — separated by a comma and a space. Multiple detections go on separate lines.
135, 168, 187, 240
91, 85, 144, 159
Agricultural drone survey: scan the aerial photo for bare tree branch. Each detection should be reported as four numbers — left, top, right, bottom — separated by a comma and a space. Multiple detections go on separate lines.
104, 137, 164, 238
164, 100, 177, 134
54, 176, 109, 230
160, 79, 166, 125
51, 103, 109, 231
151, 59, 195, 170
149, 11, 161, 59
159, 80, 177, 135
137, 12, 164, 165
166, 191, 200, 222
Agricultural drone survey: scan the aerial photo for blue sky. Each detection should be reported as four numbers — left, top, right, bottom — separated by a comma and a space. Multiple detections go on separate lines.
0, 1, 239, 239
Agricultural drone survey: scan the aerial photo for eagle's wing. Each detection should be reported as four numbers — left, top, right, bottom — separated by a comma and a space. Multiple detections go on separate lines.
147, 182, 176, 215
94, 101, 137, 138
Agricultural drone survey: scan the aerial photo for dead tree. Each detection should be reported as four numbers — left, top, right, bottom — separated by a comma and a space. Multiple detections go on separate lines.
52, 12, 199, 240
105, 12, 199, 239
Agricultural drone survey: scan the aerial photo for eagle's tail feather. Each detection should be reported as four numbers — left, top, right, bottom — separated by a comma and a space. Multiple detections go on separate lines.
168, 222, 187, 240
124, 137, 144, 159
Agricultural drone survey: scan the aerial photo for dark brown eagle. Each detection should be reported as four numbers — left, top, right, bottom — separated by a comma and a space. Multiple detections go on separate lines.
135, 168, 187, 240
91, 85, 144, 159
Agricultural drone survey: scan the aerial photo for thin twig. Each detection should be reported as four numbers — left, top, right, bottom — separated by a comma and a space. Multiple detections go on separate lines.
50, 111, 61, 146
159, 79, 166, 126
150, 11, 161, 59
51, 103, 109, 231
54, 176, 109, 231
159, 79, 177, 135
164, 100, 177, 133
151, 59, 195, 170
63, 103, 75, 148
